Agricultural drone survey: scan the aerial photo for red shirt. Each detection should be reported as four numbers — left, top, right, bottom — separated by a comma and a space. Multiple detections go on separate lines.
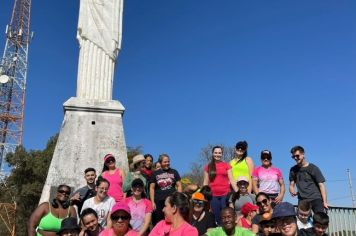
204, 162, 231, 196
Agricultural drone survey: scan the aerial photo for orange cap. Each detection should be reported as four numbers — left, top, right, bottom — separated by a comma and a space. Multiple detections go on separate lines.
191, 192, 206, 201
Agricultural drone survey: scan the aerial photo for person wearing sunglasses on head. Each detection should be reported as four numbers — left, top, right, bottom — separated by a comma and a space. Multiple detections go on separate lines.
189, 192, 216, 235
251, 192, 273, 234
81, 178, 115, 228
252, 150, 285, 206
101, 154, 126, 203
289, 146, 328, 214
99, 202, 139, 236
28, 184, 77, 236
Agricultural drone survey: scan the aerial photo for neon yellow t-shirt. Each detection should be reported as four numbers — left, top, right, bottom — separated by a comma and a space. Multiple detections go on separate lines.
230, 158, 250, 181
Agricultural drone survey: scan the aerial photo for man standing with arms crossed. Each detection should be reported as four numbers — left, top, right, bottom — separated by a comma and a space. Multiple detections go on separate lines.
289, 146, 328, 213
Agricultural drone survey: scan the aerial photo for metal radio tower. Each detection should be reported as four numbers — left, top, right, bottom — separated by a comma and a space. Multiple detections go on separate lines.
0, 0, 32, 172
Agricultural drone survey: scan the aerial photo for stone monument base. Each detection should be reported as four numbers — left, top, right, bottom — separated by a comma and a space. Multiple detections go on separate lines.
39, 97, 128, 203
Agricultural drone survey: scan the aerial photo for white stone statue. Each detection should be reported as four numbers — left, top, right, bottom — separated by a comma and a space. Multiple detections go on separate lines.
76, 0, 123, 100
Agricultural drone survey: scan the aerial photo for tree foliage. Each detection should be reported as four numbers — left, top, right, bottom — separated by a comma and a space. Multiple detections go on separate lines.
126, 146, 143, 170
0, 134, 58, 235
182, 144, 235, 187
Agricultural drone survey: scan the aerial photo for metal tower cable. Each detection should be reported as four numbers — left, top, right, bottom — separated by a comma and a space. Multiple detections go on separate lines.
0, 0, 32, 173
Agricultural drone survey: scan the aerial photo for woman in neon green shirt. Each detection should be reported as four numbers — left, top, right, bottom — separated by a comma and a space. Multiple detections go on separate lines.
230, 141, 255, 193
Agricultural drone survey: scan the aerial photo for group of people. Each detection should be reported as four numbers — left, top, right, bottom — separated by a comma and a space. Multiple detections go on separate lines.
27, 141, 330, 236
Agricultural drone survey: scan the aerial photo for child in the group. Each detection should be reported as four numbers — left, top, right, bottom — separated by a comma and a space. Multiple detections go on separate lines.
237, 202, 259, 230
125, 178, 152, 235
300, 212, 329, 236
297, 200, 313, 229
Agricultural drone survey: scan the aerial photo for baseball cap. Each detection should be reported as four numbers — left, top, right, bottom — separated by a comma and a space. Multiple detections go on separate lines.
104, 154, 115, 162
111, 202, 131, 215
237, 176, 249, 183
191, 192, 207, 202
272, 202, 296, 219
240, 202, 259, 216
261, 150, 272, 159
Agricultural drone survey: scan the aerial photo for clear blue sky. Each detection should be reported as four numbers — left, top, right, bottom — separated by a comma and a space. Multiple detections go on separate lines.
1, 1, 355, 207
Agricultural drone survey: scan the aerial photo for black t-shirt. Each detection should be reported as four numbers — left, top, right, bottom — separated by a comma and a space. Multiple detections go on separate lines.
72, 185, 96, 212
252, 214, 262, 226
191, 211, 216, 236
289, 163, 325, 200
151, 168, 181, 201
300, 227, 328, 236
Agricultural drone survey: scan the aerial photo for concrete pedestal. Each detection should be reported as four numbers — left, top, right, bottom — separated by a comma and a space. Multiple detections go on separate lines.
39, 97, 128, 203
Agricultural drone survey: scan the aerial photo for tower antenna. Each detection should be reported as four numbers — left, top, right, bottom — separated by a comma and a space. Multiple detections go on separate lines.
0, 0, 32, 173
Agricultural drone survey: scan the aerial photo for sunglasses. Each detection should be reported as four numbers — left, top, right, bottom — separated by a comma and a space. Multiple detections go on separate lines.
292, 154, 300, 159
105, 158, 115, 163
256, 198, 269, 207
236, 147, 246, 151
261, 156, 271, 160
192, 199, 205, 207
58, 189, 70, 195
111, 215, 130, 222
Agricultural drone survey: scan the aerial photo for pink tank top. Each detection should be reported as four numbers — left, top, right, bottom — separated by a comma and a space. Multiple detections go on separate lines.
102, 169, 124, 202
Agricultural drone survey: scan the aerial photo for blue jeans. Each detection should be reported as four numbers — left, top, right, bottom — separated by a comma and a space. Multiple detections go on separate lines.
211, 195, 227, 225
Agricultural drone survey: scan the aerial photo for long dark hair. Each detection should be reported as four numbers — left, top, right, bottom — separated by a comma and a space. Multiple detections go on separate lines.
101, 154, 115, 173
235, 141, 248, 163
168, 192, 190, 222
207, 146, 223, 182
96, 176, 110, 188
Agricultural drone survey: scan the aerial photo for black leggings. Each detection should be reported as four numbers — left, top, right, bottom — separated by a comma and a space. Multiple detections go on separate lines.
152, 199, 165, 225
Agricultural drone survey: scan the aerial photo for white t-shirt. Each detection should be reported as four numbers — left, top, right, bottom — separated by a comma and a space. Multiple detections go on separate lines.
81, 196, 115, 227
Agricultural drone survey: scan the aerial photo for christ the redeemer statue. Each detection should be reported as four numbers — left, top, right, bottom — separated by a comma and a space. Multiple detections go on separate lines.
76, 0, 123, 100
39, 0, 128, 204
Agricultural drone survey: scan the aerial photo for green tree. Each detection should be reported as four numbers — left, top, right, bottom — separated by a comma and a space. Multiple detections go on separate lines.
0, 134, 58, 235
126, 146, 143, 170
182, 144, 235, 187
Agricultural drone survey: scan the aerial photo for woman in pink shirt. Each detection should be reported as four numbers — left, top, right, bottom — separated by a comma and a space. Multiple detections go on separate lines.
99, 202, 139, 236
125, 179, 152, 236
149, 192, 198, 236
102, 154, 126, 202
252, 150, 285, 205
203, 146, 238, 225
